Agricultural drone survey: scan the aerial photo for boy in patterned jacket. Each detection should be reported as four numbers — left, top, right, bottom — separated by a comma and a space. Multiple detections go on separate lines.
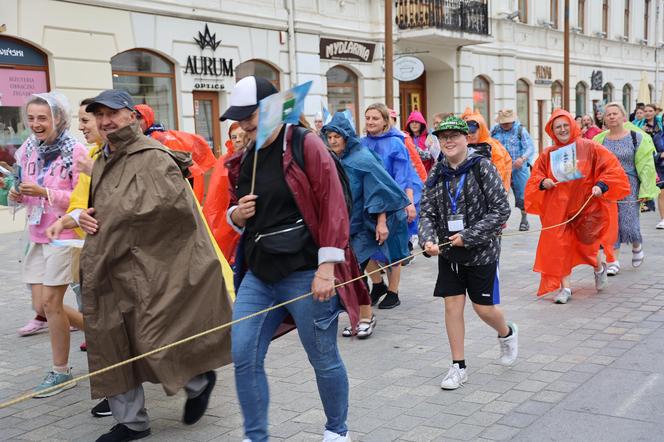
418, 116, 518, 390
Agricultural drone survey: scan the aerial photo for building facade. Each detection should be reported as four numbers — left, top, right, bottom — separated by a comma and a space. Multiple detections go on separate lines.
396, 0, 664, 150
1, 0, 386, 156
2, 0, 664, 155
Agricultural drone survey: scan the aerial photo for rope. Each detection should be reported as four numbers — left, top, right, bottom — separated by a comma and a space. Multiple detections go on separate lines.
0, 194, 597, 409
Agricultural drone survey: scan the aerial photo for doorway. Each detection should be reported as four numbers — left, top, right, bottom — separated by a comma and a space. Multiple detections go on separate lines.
537, 100, 546, 153
399, 72, 427, 128
193, 91, 221, 156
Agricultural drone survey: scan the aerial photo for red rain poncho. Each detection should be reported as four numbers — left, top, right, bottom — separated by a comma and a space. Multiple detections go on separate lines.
525, 109, 630, 296
202, 125, 241, 264
135, 104, 217, 202
461, 109, 513, 191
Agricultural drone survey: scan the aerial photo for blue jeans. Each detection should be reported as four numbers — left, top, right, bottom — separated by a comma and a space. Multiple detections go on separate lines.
231, 270, 349, 442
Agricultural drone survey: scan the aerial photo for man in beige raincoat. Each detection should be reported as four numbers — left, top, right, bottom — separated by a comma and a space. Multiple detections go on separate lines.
78, 90, 233, 442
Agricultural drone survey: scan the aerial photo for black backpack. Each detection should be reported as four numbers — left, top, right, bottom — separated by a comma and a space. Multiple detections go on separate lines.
291, 126, 353, 215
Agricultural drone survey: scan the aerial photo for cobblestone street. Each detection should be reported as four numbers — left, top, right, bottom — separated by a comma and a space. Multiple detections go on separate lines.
1, 208, 664, 441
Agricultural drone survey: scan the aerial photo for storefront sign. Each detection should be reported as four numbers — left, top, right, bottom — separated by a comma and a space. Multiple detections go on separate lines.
185, 25, 235, 90
0, 69, 48, 106
535, 65, 552, 85
320, 38, 376, 63
0, 37, 47, 67
393, 56, 424, 82
591, 70, 603, 90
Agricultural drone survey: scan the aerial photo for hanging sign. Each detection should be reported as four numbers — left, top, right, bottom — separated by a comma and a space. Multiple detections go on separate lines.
320, 38, 376, 63
394, 56, 424, 82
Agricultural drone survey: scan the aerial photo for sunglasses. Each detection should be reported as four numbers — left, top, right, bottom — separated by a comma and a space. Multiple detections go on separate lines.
467, 121, 480, 134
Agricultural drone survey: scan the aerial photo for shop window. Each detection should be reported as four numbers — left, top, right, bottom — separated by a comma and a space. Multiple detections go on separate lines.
551, 81, 563, 111
603, 83, 614, 104
236, 60, 280, 90
473, 75, 491, 125
326, 65, 359, 129
623, 84, 633, 114
516, 79, 530, 131
575, 82, 587, 117
111, 49, 177, 130
0, 36, 50, 166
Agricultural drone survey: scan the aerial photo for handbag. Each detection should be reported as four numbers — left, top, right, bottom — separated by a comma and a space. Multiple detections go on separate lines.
254, 219, 312, 255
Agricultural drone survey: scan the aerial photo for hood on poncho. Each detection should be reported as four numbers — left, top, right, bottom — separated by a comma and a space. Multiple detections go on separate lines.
321, 111, 362, 158
545, 109, 581, 147
405, 111, 427, 138
461, 108, 492, 143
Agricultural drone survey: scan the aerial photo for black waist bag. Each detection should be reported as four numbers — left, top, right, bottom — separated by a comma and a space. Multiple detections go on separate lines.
254, 219, 312, 254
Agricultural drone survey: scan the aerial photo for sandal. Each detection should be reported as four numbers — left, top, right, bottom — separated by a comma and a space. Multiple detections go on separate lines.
357, 315, 376, 339
632, 247, 645, 268
606, 261, 620, 276
342, 326, 354, 338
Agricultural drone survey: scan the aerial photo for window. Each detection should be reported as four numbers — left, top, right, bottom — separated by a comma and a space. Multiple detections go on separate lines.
578, 0, 586, 33
326, 66, 359, 129
603, 83, 614, 104
473, 75, 491, 125
550, 0, 559, 29
551, 81, 563, 111
111, 49, 177, 130
235, 59, 280, 90
645, 0, 651, 42
518, 0, 527, 24
575, 82, 587, 117
0, 36, 50, 166
602, 0, 609, 35
623, 83, 633, 114
624, 0, 630, 38
516, 79, 530, 131
649, 84, 654, 102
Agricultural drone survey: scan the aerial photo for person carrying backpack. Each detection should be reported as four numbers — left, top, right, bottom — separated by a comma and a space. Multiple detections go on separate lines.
419, 116, 518, 391
491, 109, 535, 231
223, 76, 360, 442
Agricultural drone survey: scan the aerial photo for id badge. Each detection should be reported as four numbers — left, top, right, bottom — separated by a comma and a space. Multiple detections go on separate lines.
28, 206, 44, 226
447, 214, 465, 232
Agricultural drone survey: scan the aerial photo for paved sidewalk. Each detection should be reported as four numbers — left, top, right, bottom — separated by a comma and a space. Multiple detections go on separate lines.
1, 210, 664, 441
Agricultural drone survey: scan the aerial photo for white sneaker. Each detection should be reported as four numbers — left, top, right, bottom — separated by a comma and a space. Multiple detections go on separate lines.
323, 430, 351, 442
594, 263, 608, 291
440, 363, 467, 390
554, 288, 572, 304
498, 322, 519, 366
606, 261, 620, 276
656, 219, 664, 229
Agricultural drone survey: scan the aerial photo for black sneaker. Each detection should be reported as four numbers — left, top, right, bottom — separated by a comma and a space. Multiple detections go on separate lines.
96, 424, 150, 442
91, 398, 112, 417
370, 282, 387, 306
183, 371, 216, 425
378, 291, 401, 309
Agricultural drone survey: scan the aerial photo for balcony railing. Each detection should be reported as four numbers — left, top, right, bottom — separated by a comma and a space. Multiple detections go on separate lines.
396, 0, 490, 35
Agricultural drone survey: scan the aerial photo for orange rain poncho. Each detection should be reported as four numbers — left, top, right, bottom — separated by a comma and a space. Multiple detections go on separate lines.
525, 109, 630, 296
202, 123, 242, 263
461, 109, 512, 191
135, 104, 217, 202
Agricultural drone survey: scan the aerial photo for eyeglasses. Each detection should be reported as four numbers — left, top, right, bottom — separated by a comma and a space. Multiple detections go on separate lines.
437, 132, 465, 142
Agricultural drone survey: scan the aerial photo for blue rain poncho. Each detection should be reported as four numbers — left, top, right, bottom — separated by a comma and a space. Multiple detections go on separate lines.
361, 126, 423, 235
323, 113, 410, 264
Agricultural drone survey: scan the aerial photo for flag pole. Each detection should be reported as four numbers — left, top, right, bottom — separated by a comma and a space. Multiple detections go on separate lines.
385, 0, 394, 109
563, 0, 570, 110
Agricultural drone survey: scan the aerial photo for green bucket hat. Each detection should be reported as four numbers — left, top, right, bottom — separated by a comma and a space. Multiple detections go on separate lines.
432, 116, 469, 136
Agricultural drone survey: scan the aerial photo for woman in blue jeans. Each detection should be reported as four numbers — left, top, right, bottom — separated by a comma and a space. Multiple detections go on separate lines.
223, 76, 359, 442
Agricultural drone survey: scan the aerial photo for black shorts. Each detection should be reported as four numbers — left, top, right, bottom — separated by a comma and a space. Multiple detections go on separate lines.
434, 257, 500, 306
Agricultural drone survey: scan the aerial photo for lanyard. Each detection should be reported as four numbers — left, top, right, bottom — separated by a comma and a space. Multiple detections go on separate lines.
445, 173, 466, 215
